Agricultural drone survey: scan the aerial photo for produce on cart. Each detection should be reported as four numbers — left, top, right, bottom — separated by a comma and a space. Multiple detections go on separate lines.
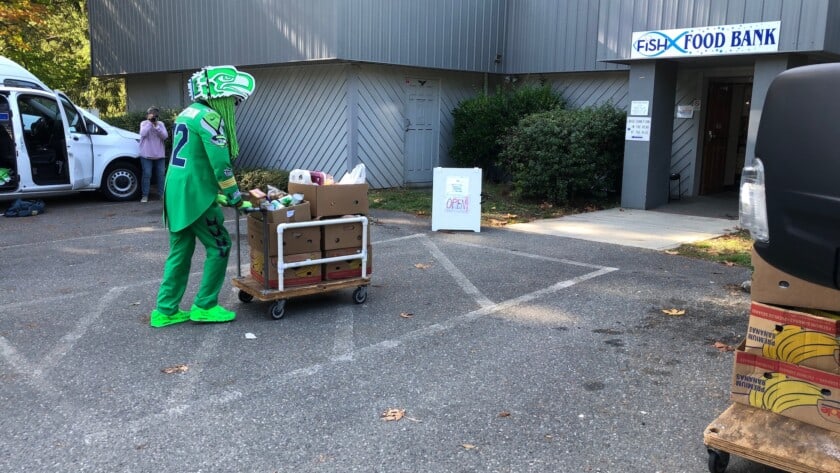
233, 170, 372, 320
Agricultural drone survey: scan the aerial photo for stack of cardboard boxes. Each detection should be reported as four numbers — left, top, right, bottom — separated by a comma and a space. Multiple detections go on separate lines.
729, 249, 840, 433
247, 181, 371, 289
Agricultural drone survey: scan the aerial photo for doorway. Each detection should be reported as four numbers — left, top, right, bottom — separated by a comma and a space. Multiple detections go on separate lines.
700, 80, 752, 195
404, 78, 439, 184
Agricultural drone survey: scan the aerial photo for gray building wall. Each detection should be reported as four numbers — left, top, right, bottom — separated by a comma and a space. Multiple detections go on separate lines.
228, 63, 484, 189
89, 0, 507, 76
89, 0, 840, 193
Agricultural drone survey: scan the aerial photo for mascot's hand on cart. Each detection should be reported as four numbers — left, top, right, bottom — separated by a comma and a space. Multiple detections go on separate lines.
215, 194, 230, 207
236, 200, 253, 214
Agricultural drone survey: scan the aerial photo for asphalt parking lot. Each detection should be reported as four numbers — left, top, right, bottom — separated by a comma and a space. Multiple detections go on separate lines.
0, 194, 778, 473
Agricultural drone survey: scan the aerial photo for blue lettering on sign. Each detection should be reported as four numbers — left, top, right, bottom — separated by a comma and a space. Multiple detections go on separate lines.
633, 31, 688, 57
732, 28, 777, 47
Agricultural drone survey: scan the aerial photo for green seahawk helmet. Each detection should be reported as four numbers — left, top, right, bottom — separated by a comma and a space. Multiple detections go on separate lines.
188, 65, 256, 103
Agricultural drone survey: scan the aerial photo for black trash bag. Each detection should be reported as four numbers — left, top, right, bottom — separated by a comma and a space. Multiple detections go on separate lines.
4, 198, 45, 217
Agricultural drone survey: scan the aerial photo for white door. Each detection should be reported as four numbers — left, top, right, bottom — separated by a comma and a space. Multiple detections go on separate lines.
404, 78, 439, 184
57, 93, 93, 189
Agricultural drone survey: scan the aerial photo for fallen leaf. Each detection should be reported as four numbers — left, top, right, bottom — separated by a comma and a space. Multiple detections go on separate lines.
381, 408, 405, 421
399, 312, 414, 318
498, 411, 511, 418
664, 250, 679, 255
414, 263, 431, 270
723, 261, 735, 267
461, 444, 478, 450
661, 308, 686, 316
714, 341, 735, 352
161, 364, 189, 374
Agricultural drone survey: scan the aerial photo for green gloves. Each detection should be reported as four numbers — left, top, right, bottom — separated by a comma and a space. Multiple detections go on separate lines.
215, 194, 252, 213
237, 200, 253, 214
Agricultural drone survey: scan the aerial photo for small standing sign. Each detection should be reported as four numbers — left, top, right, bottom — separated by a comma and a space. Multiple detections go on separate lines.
431, 167, 482, 232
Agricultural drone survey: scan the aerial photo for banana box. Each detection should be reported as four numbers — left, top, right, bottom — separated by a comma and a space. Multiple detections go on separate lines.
250, 250, 321, 288
745, 301, 840, 374
247, 203, 318, 256
323, 245, 373, 280
731, 348, 840, 434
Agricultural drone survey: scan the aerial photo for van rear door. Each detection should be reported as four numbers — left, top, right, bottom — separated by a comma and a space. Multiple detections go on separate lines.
56, 92, 93, 189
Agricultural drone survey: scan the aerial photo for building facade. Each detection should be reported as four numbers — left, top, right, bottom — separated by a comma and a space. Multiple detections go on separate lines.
88, 0, 840, 207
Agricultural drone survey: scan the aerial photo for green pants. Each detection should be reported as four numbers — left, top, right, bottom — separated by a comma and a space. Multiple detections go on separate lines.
156, 204, 231, 314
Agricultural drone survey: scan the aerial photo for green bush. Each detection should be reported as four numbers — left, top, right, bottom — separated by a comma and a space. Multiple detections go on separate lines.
500, 104, 626, 205
235, 168, 289, 192
450, 85, 564, 181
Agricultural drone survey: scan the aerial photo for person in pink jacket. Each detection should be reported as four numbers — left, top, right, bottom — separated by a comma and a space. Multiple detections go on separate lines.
139, 106, 169, 202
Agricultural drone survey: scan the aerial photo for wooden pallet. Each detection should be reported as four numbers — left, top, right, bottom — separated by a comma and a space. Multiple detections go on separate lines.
704, 403, 840, 473
232, 275, 370, 302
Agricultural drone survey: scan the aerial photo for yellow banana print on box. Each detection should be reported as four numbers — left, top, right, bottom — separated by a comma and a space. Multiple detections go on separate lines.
749, 373, 825, 413
763, 325, 839, 365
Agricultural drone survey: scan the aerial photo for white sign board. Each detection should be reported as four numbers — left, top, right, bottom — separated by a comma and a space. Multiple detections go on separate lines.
676, 105, 694, 119
631, 21, 780, 59
630, 101, 649, 116
432, 167, 482, 232
625, 117, 651, 141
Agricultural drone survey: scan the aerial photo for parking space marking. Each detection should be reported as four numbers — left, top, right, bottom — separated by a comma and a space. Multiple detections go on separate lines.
332, 306, 355, 362
421, 237, 495, 308
80, 251, 617, 443
37, 286, 126, 373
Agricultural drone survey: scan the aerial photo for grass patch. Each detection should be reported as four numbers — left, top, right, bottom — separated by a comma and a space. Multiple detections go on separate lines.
369, 182, 618, 227
670, 229, 753, 268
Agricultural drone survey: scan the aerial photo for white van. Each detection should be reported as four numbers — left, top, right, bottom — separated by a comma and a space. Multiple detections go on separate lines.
0, 56, 142, 201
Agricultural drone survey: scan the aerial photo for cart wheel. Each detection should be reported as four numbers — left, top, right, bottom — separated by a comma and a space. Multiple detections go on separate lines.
269, 300, 286, 320
238, 290, 254, 303
707, 449, 730, 473
352, 286, 368, 304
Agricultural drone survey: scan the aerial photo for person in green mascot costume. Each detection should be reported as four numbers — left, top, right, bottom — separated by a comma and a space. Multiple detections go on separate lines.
149, 65, 256, 328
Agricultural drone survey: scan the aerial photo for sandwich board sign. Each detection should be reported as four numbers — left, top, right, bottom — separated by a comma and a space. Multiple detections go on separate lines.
431, 167, 481, 232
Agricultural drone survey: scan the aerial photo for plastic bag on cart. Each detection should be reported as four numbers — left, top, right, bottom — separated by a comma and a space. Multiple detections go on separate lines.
4, 198, 45, 217
339, 163, 366, 184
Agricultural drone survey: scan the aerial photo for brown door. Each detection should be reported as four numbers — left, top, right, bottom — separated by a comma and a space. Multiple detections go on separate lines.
700, 82, 732, 194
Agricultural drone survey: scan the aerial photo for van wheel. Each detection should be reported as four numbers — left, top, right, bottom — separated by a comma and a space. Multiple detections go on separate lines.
101, 161, 140, 201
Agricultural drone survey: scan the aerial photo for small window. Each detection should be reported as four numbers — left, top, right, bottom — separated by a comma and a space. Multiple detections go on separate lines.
3, 79, 46, 91
59, 96, 85, 134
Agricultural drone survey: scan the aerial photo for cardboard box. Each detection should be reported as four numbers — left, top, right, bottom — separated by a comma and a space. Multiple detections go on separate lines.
730, 348, 840, 434
322, 217, 370, 251
752, 248, 840, 311
323, 246, 373, 280
250, 250, 322, 288
247, 203, 318, 255
288, 182, 368, 217
745, 301, 840, 374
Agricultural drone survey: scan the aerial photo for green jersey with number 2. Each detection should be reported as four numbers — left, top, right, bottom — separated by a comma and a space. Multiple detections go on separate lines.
164, 101, 242, 232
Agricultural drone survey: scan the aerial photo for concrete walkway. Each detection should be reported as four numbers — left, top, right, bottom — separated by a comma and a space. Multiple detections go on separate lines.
506, 194, 741, 250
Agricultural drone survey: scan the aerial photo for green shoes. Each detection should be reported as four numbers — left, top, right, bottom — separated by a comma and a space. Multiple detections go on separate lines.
150, 309, 191, 328
189, 304, 236, 323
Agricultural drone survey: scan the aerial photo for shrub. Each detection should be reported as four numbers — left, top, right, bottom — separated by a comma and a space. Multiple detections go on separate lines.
235, 168, 289, 192
450, 85, 564, 181
500, 104, 626, 205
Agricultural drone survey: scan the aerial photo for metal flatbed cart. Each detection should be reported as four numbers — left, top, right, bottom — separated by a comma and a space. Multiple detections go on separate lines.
704, 403, 840, 473
231, 209, 370, 320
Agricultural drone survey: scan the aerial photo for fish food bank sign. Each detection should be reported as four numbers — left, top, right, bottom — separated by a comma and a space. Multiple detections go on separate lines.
631, 21, 780, 59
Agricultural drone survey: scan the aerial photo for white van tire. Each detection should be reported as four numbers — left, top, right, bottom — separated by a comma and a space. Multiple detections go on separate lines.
101, 161, 140, 201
